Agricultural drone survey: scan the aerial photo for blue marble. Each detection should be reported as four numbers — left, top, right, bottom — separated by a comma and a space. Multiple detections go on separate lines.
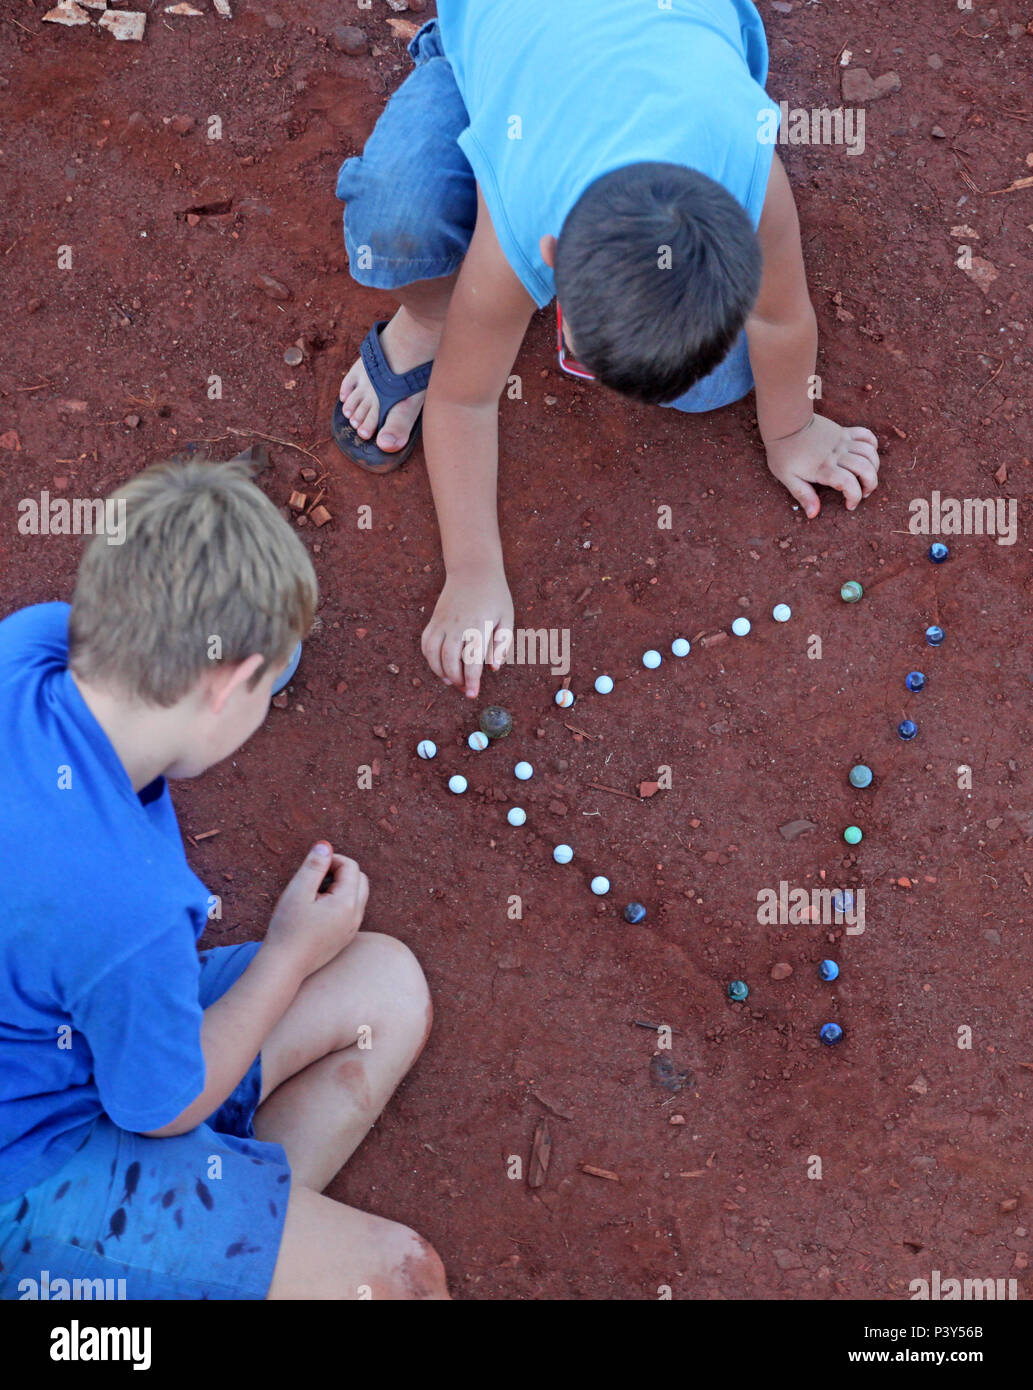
905, 670, 926, 692
819, 959, 840, 982
819, 1022, 844, 1045
928, 543, 949, 563
897, 719, 918, 741
623, 902, 647, 924
727, 980, 749, 1002
925, 625, 945, 646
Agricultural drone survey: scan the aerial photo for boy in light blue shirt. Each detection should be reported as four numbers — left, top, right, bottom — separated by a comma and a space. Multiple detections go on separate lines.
333, 0, 880, 696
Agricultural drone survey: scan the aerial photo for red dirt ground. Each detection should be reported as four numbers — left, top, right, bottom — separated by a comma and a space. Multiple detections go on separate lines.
2, 1, 1032, 1300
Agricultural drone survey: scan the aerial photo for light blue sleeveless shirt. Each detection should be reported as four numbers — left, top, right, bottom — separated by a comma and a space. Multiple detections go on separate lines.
437, 0, 780, 308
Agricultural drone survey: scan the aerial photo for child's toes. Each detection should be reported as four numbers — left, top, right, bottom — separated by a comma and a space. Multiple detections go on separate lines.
354, 400, 379, 440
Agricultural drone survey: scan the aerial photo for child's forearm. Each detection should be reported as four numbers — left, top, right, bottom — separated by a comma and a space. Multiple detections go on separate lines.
143, 940, 304, 1137
422, 391, 505, 577
746, 304, 819, 444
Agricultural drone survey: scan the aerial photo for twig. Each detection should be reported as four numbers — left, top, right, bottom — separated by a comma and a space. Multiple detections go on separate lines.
564, 723, 601, 741
587, 781, 639, 800
974, 358, 1005, 396
985, 175, 1033, 195
226, 426, 324, 468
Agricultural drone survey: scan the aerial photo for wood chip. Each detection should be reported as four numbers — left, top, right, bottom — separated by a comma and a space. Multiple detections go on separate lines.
165, 2, 203, 12
43, 0, 90, 23
213, 0, 232, 15
98, 10, 147, 40
193, 828, 221, 842
638, 780, 661, 798
288, 490, 308, 512
779, 819, 817, 841
309, 504, 332, 528
386, 17, 420, 39
528, 1118, 552, 1189
580, 1164, 620, 1182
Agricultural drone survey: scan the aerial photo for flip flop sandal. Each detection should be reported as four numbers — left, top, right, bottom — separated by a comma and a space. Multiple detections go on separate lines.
332, 319, 433, 474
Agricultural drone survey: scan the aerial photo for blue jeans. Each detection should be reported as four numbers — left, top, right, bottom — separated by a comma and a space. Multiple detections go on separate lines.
336, 20, 754, 414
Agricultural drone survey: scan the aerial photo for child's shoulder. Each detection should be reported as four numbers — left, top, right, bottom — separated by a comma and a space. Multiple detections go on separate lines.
0, 601, 70, 677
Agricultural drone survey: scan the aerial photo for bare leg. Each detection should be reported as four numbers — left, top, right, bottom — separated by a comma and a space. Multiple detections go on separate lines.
256, 932, 447, 1300
253, 931, 431, 1191
338, 271, 459, 453
267, 1187, 448, 1300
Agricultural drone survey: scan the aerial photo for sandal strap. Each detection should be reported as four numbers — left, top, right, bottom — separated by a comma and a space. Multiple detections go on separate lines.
359, 320, 434, 434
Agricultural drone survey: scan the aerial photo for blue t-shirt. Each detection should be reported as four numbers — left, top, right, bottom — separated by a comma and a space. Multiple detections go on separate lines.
0, 604, 211, 1201
437, 0, 779, 307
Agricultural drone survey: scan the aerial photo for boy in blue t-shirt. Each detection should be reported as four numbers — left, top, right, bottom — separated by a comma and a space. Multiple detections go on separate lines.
332, 0, 880, 697
0, 458, 447, 1301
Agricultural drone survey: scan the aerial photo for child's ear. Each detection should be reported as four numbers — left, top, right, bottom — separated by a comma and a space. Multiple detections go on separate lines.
208, 653, 267, 714
539, 233, 557, 268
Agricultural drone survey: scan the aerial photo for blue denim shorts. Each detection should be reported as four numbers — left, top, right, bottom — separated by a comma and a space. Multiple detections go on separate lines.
335, 18, 753, 412
0, 942, 291, 1302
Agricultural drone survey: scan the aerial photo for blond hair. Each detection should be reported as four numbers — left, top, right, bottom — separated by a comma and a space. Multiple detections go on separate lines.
70, 457, 318, 706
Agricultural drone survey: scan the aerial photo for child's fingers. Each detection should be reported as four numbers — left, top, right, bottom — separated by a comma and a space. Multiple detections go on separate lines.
833, 467, 863, 511
462, 651, 483, 699
786, 476, 821, 519
439, 634, 466, 689
849, 426, 879, 453
489, 624, 510, 671
325, 855, 361, 897
421, 627, 448, 683
846, 437, 880, 474
843, 451, 879, 496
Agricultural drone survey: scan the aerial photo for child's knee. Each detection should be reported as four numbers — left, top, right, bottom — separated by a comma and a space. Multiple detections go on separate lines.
379, 1223, 449, 1301
352, 932, 432, 1055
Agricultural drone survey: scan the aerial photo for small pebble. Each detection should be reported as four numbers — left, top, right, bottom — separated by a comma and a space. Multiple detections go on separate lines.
819, 1022, 844, 1045
905, 670, 926, 692
772, 604, 792, 623
843, 825, 863, 845
623, 902, 647, 924
514, 761, 534, 781
553, 844, 573, 865
925, 625, 945, 646
468, 730, 489, 751
416, 739, 437, 760
448, 775, 467, 795
671, 638, 690, 657
727, 980, 749, 1001
928, 542, 949, 563
770, 962, 793, 981
554, 689, 575, 709
731, 617, 751, 637
594, 674, 614, 694
848, 764, 873, 789
642, 649, 662, 669
897, 719, 918, 741
590, 876, 610, 896
507, 807, 527, 827
840, 581, 864, 603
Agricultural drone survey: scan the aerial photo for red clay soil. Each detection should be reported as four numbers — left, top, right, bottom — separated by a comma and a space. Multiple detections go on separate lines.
2, 2, 1032, 1300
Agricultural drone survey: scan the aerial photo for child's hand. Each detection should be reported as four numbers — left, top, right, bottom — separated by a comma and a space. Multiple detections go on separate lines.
267, 843, 369, 979
422, 566, 514, 699
764, 414, 880, 517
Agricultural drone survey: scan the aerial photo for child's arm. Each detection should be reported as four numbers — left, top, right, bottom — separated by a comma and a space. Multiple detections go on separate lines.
419, 187, 537, 699
143, 847, 367, 1138
745, 155, 880, 517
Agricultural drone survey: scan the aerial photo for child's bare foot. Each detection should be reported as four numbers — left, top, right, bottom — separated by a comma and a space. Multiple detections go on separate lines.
338, 308, 441, 453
